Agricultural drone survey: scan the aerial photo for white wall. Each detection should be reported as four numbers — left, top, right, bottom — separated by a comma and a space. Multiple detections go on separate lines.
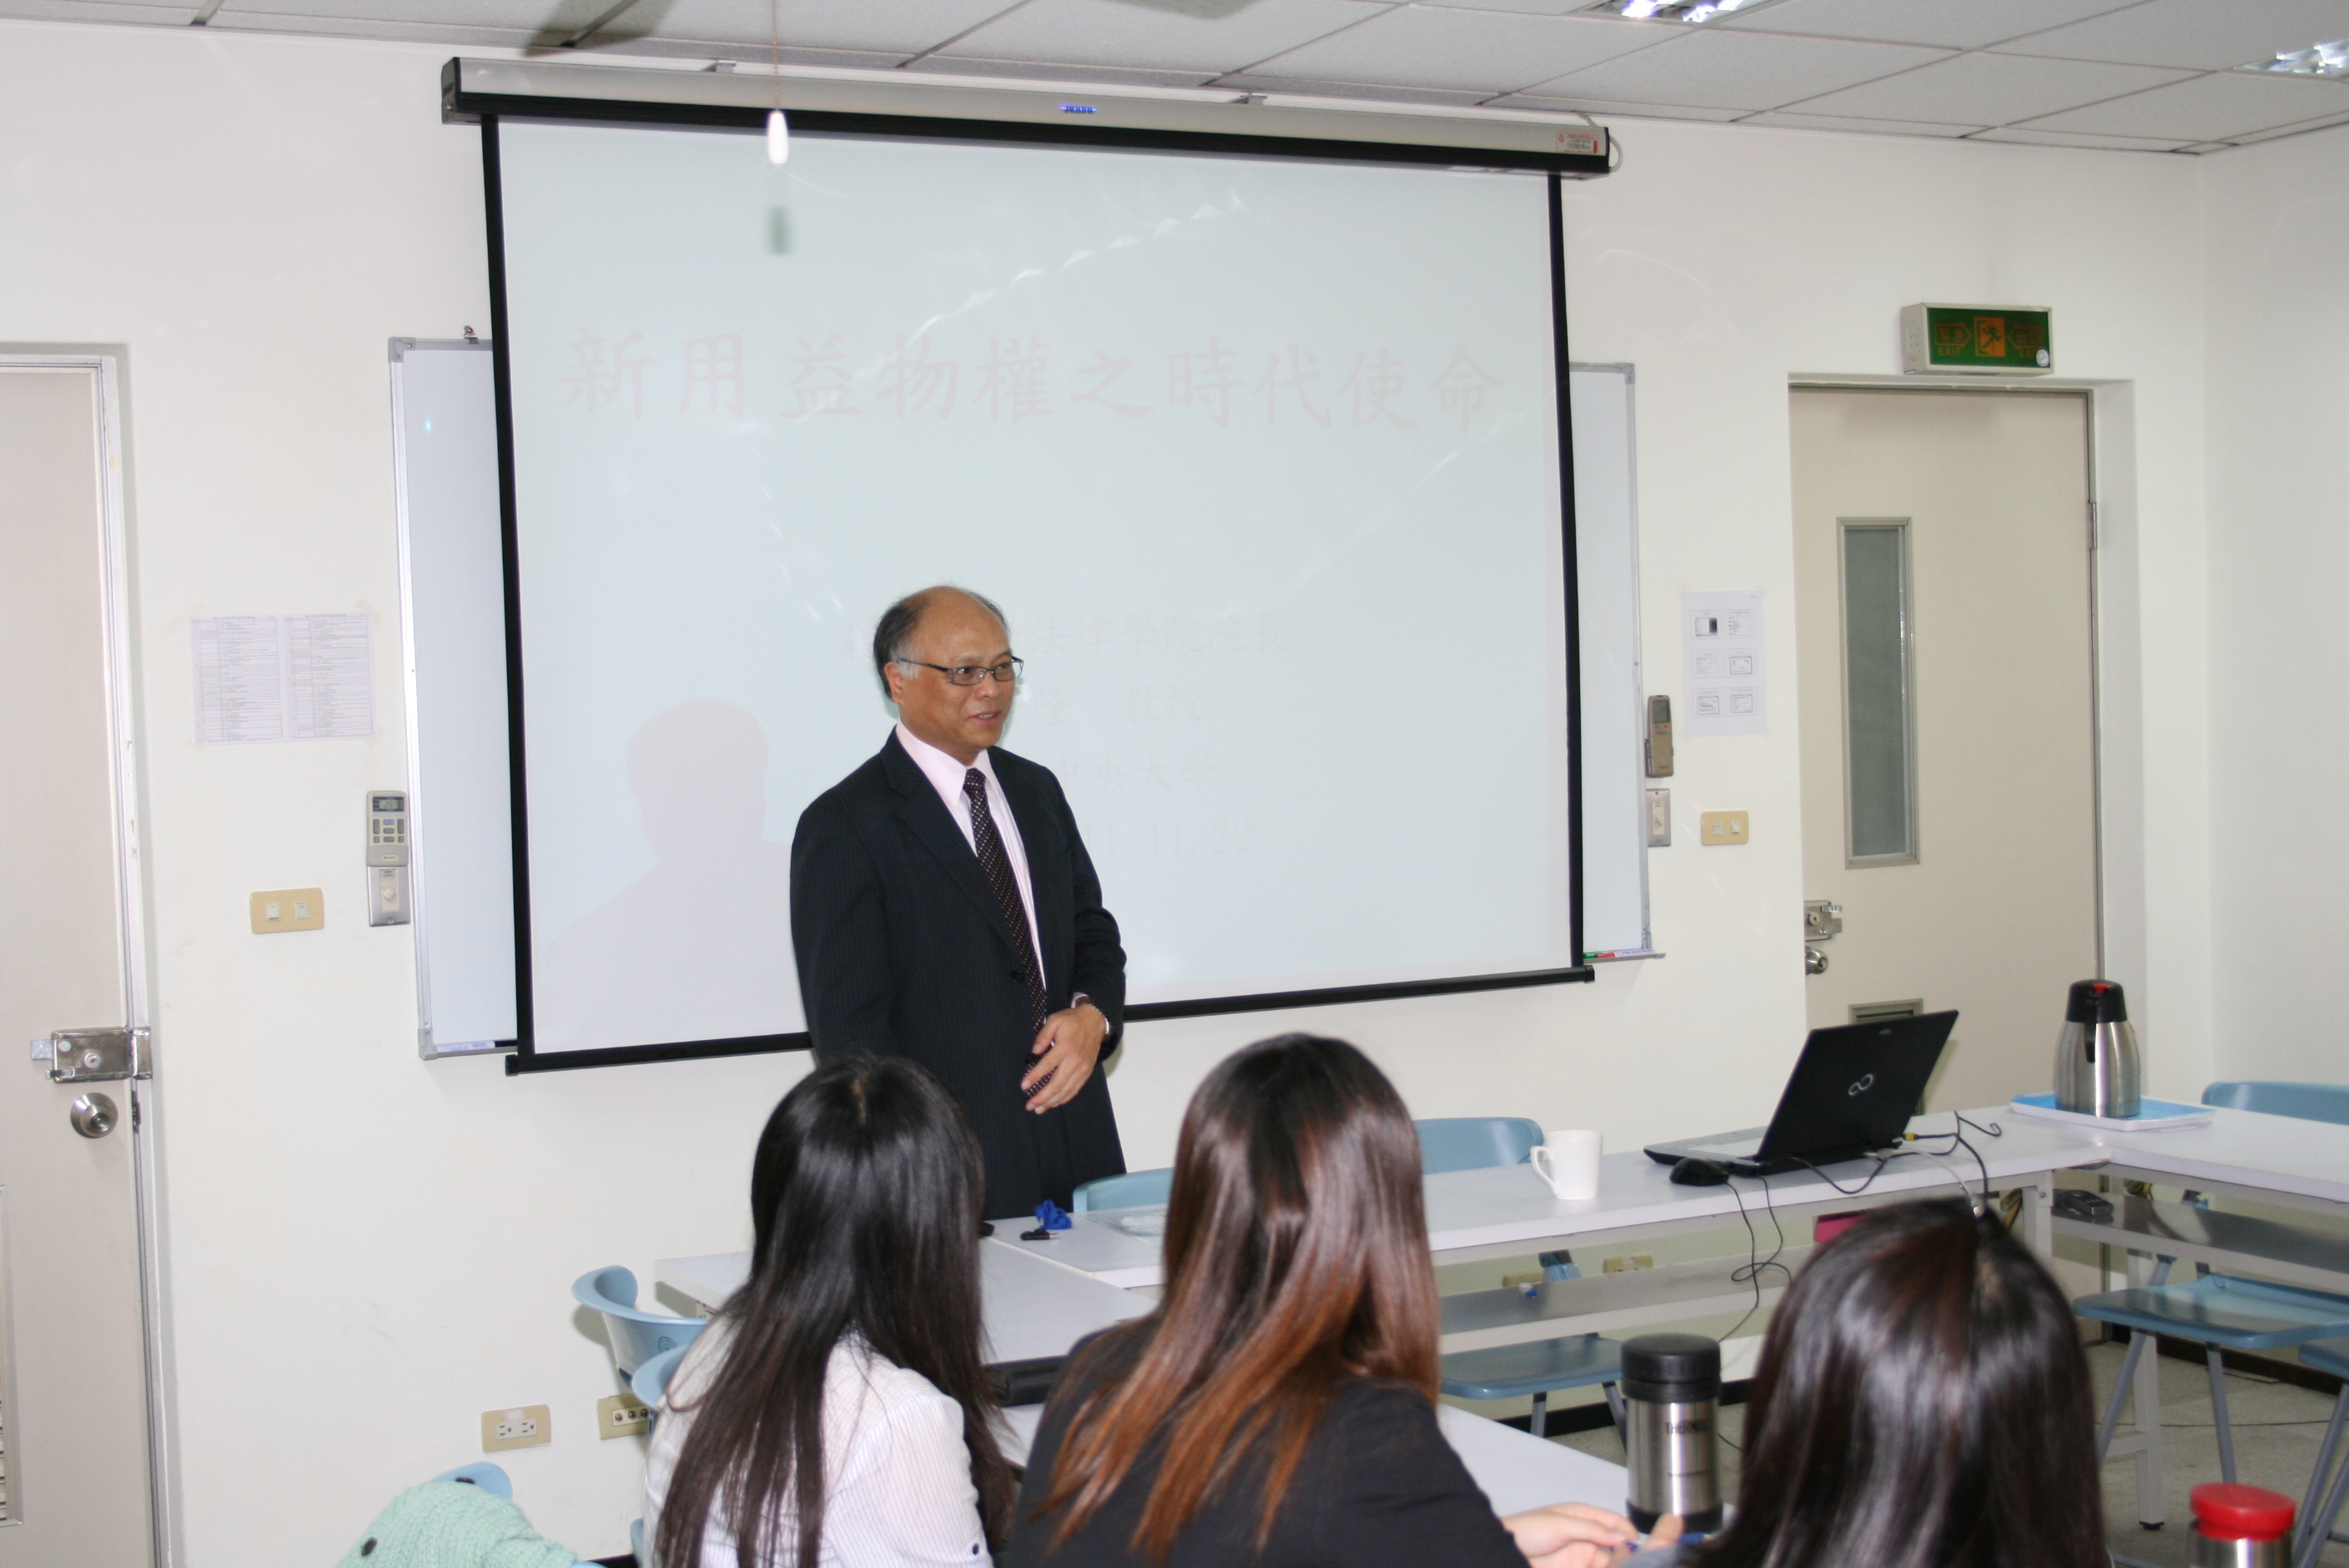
2202, 121, 2349, 1086
0, 18, 2222, 1565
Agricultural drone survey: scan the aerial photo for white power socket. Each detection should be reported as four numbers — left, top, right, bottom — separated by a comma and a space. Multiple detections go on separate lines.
482, 1405, 551, 1452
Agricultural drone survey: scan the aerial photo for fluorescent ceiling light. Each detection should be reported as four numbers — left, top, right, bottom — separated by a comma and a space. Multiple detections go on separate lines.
1583, 0, 1782, 21
2244, 38, 2349, 77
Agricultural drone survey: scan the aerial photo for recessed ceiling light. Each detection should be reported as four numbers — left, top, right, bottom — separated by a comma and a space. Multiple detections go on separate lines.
2244, 39, 2349, 78
1582, 0, 1785, 22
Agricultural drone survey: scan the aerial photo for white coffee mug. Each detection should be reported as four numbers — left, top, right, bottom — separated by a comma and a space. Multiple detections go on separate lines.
1530, 1128, 1602, 1201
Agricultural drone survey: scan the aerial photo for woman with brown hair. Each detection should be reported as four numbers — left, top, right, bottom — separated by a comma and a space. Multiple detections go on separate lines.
1006, 1033, 1672, 1568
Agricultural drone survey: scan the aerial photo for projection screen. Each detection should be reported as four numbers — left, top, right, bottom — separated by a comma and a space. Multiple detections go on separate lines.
487, 108, 1587, 1065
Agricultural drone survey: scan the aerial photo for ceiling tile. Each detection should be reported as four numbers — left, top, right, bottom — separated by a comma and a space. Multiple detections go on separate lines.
2220, 108, 2349, 143
1216, 72, 1495, 104
1740, 109, 1980, 136
1968, 127, 2196, 151
641, 0, 1032, 55
1718, 0, 2137, 51
1518, 26, 1946, 112
912, 55, 1218, 86
1242, 7, 1662, 93
218, 0, 551, 25
1787, 51, 2193, 126
2019, 69, 2349, 139
1412, 0, 1621, 13
934, 0, 1383, 74
1993, 0, 2349, 72
1488, 91, 1749, 120
0, 0, 199, 21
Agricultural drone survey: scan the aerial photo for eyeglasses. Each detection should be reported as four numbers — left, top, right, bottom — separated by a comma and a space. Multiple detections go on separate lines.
903, 656, 1024, 686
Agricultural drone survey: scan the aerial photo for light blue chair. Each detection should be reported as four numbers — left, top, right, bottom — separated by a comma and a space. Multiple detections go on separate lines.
1417, 1117, 1544, 1173
2203, 1081, 2349, 1127
2079, 1080, 2349, 1502
633, 1343, 690, 1410
572, 1264, 709, 1381
1426, 1117, 1623, 1440
2292, 1338, 2349, 1568
1071, 1168, 1173, 1213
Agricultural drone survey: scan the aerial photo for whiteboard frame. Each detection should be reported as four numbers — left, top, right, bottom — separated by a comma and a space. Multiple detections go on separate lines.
390, 337, 518, 1058
1569, 364, 1657, 962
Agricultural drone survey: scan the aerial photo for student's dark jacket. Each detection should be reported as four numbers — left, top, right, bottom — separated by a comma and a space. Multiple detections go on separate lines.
1004, 1328, 1527, 1568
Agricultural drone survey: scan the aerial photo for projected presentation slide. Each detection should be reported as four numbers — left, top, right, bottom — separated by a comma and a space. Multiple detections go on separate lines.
495, 119, 1573, 1055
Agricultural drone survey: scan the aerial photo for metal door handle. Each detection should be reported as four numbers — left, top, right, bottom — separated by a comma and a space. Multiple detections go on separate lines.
69, 1092, 118, 1138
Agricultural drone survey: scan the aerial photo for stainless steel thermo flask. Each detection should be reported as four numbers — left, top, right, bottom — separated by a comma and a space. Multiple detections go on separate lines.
2054, 977, 2140, 1118
1622, 1333, 1724, 1533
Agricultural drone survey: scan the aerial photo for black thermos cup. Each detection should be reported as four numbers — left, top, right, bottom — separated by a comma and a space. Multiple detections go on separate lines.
1622, 1332, 1724, 1533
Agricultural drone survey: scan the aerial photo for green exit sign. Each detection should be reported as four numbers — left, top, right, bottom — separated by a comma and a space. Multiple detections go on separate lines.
1901, 304, 2053, 374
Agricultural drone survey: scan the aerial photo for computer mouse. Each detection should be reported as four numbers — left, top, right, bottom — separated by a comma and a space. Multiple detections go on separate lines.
1670, 1157, 1731, 1186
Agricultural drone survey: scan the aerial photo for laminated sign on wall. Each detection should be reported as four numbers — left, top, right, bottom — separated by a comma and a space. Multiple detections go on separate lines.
190, 614, 372, 743
1680, 591, 1767, 737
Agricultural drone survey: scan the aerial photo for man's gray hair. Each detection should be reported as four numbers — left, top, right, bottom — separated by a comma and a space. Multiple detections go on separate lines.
872, 586, 1009, 692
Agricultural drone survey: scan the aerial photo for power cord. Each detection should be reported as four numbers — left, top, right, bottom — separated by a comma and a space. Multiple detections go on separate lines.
1720, 1171, 1793, 1343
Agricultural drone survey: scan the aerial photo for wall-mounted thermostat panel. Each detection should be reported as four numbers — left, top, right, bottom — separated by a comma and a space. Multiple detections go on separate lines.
368, 791, 411, 927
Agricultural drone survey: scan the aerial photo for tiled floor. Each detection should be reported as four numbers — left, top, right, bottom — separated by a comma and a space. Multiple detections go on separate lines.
1552, 1343, 2349, 1561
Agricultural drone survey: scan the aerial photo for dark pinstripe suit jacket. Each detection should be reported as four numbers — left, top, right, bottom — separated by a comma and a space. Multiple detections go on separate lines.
789, 731, 1128, 1219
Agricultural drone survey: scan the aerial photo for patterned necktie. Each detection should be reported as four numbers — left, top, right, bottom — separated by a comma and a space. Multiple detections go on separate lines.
964, 768, 1049, 1033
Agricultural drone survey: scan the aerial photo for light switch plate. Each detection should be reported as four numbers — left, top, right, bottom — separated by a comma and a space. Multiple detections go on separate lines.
1646, 789, 1671, 847
1699, 811, 1750, 847
249, 888, 324, 932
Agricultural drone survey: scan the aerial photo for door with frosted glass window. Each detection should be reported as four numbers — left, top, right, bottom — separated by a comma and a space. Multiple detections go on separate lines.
1792, 388, 2098, 1113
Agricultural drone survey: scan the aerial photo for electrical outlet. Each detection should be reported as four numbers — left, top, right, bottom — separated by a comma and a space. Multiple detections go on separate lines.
1699, 811, 1750, 847
1602, 1254, 1655, 1274
1501, 1269, 1546, 1291
597, 1394, 652, 1439
482, 1405, 551, 1452
249, 887, 324, 933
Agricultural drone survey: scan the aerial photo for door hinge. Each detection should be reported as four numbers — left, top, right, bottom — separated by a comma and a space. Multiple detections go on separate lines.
48, 1027, 151, 1084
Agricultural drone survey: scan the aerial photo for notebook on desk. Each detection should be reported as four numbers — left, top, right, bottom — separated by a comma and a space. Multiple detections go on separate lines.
1643, 1011, 1959, 1177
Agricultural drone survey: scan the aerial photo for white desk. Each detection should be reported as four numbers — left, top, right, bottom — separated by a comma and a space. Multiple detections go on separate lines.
1000, 1113, 2102, 1317
658, 1238, 1627, 1519
657, 1239, 1152, 1367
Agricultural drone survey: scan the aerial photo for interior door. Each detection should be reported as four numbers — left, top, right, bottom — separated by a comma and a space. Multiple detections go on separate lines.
0, 363, 155, 1566
1792, 388, 2099, 1113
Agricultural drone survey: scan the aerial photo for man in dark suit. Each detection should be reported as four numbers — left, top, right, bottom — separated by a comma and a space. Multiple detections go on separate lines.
790, 586, 1127, 1219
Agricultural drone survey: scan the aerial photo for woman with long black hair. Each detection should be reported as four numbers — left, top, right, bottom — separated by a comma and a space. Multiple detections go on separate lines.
646, 1051, 1016, 1567
1623, 1197, 2107, 1568
1007, 1032, 1664, 1568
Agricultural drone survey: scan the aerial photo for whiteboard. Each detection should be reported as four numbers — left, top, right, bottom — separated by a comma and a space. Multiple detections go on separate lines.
390, 339, 516, 1056
388, 343, 1650, 1061
1570, 364, 1652, 959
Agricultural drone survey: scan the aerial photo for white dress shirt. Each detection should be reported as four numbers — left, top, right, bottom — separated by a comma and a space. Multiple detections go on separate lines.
893, 722, 1044, 967
642, 1322, 990, 1568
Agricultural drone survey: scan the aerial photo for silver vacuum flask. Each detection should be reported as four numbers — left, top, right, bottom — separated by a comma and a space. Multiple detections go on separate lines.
2055, 978, 2140, 1118
1622, 1333, 1723, 1533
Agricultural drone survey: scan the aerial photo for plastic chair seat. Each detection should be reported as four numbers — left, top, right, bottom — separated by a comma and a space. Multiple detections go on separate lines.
1072, 1168, 1172, 1213
1440, 1335, 1623, 1401
572, 1265, 710, 1379
2203, 1082, 2349, 1128
633, 1343, 690, 1409
2075, 1274, 2349, 1351
1418, 1118, 1544, 1176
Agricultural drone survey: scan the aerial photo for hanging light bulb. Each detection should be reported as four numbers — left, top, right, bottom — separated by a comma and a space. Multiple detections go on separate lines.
767, 106, 790, 164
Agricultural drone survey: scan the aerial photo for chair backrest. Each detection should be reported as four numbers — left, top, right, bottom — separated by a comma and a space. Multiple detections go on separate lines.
2202, 1081, 2349, 1128
1416, 1117, 1545, 1175
632, 1344, 691, 1409
571, 1265, 710, 1378
1072, 1168, 1174, 1212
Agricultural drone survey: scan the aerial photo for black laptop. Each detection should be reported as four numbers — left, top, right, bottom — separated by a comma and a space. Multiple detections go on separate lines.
1642, 1011, 1959, 1177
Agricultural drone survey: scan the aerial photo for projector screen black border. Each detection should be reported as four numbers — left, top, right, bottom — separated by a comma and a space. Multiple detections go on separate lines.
475, 108, 1597, 1078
